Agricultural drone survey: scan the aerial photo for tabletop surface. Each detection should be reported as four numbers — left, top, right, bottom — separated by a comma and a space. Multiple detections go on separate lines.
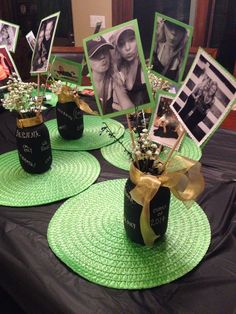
0, 104, 236, 314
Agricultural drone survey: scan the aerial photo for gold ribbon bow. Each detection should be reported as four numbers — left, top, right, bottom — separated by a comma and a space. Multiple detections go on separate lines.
58, 85, 97, 115
129, 156, 205, 247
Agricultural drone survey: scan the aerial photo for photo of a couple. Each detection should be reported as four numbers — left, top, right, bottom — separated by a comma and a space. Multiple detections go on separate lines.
31, 12, 60, 74
171, 49, 236, 146
84, 21, 153, 117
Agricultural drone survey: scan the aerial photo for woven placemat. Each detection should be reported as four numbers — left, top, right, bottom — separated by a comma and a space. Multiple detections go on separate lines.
0, 150, 100, 207
101, 131, 202, 171
46, 116, 125, 151
48, 179, 211, 289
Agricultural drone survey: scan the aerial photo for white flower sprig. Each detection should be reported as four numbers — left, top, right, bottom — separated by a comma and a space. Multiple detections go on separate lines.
48, 80, 78, 96
1, 74, 37, 113
147, 66, 171, 98
134, 129, 163, 175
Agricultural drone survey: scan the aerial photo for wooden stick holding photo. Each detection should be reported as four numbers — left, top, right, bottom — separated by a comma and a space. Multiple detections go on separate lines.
126, 114, 140, 169
163, 129, 186, 167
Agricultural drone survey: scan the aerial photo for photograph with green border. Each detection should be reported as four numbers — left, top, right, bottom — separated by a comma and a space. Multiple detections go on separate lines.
83, 19, 154, 119
149, 12, 193, 85
50, 55, 82, 85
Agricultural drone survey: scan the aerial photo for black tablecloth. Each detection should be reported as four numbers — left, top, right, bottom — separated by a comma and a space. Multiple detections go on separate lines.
0, 108, 236, 314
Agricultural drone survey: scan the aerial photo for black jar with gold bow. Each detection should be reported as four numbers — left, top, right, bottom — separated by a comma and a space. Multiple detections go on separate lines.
56, 101, 84, 140
124, 163, 171, 246
16, 112, 52, 174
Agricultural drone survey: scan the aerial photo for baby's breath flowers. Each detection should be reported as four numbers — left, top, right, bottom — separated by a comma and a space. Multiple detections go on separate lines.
147, 66, 171, 98
1, 74, 37, 114
134, 128, 163, 175
48, 79, 65, 95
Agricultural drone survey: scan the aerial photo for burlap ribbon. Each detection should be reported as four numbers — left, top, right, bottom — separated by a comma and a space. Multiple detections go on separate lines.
17, 113, 43, 128
129, 156, 205, 246
58, 85, 97, 115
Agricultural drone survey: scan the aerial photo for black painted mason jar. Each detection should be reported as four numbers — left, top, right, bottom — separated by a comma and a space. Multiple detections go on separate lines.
56, 101, 84, 140
124, 167, 171, 246
15, 113, 52, 174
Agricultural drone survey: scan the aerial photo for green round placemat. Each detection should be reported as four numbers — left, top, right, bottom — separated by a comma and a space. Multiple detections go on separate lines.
101, 130, 202, 171
0, 150, 100, 207
48, 179, 211, 289
46, 116, 125, 151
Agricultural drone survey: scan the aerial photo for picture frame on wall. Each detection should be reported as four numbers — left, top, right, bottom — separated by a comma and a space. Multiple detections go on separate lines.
83, 19, 154, 118
0, 20, 20, 53
30, 12, 60, 74
170, 48, 236, 146
149, 12, 193, 85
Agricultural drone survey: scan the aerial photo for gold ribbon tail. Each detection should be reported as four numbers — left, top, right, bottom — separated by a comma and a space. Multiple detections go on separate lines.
74, 96, 98, 115
57, 85, 98, 115
129, 164, 162, 246
128, 157, 205, 246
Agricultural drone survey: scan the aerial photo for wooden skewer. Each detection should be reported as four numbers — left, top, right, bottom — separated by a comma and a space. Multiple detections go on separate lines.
162, 129, 186, 168
126, 114, 140, 169
37, 74, 42, 112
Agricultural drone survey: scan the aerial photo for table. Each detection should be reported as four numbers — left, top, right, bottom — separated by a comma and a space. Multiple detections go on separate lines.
0, 106, 236, 314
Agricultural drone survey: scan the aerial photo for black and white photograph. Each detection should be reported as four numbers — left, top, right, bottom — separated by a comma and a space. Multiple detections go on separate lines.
26, 31, 36, 51
31, 12, 60, 74
171, 48, 236, 146
50, 56, 82, 85
150, 13, 192, 83
0, 45, 20, 90
0, 20, 19, 53
149, 92, 184, 149
83, 20, 153, 118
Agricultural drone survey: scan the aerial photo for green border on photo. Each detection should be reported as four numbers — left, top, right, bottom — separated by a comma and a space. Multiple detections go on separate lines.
0, 45, 21, 90
149, 12, 193, 85
83, 19, 154, 119
50, 55, 82, 85
170, 47, 236, 148
30, 11, 60, 75
0, 19, 20, 53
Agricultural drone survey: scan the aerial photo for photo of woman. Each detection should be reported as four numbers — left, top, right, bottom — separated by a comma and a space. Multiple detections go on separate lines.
84, 20, 153, 117
171, 49, 236, 146
87, 36, 115, 114
0, 20, 19, 53
150, 14, 192, 83
184, 80, 218, 130
31, 27, 47, 72
0, 46, 20, 89
87, 35, 134, 114
111, 26, 150, 108
31, 12, 60, 74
